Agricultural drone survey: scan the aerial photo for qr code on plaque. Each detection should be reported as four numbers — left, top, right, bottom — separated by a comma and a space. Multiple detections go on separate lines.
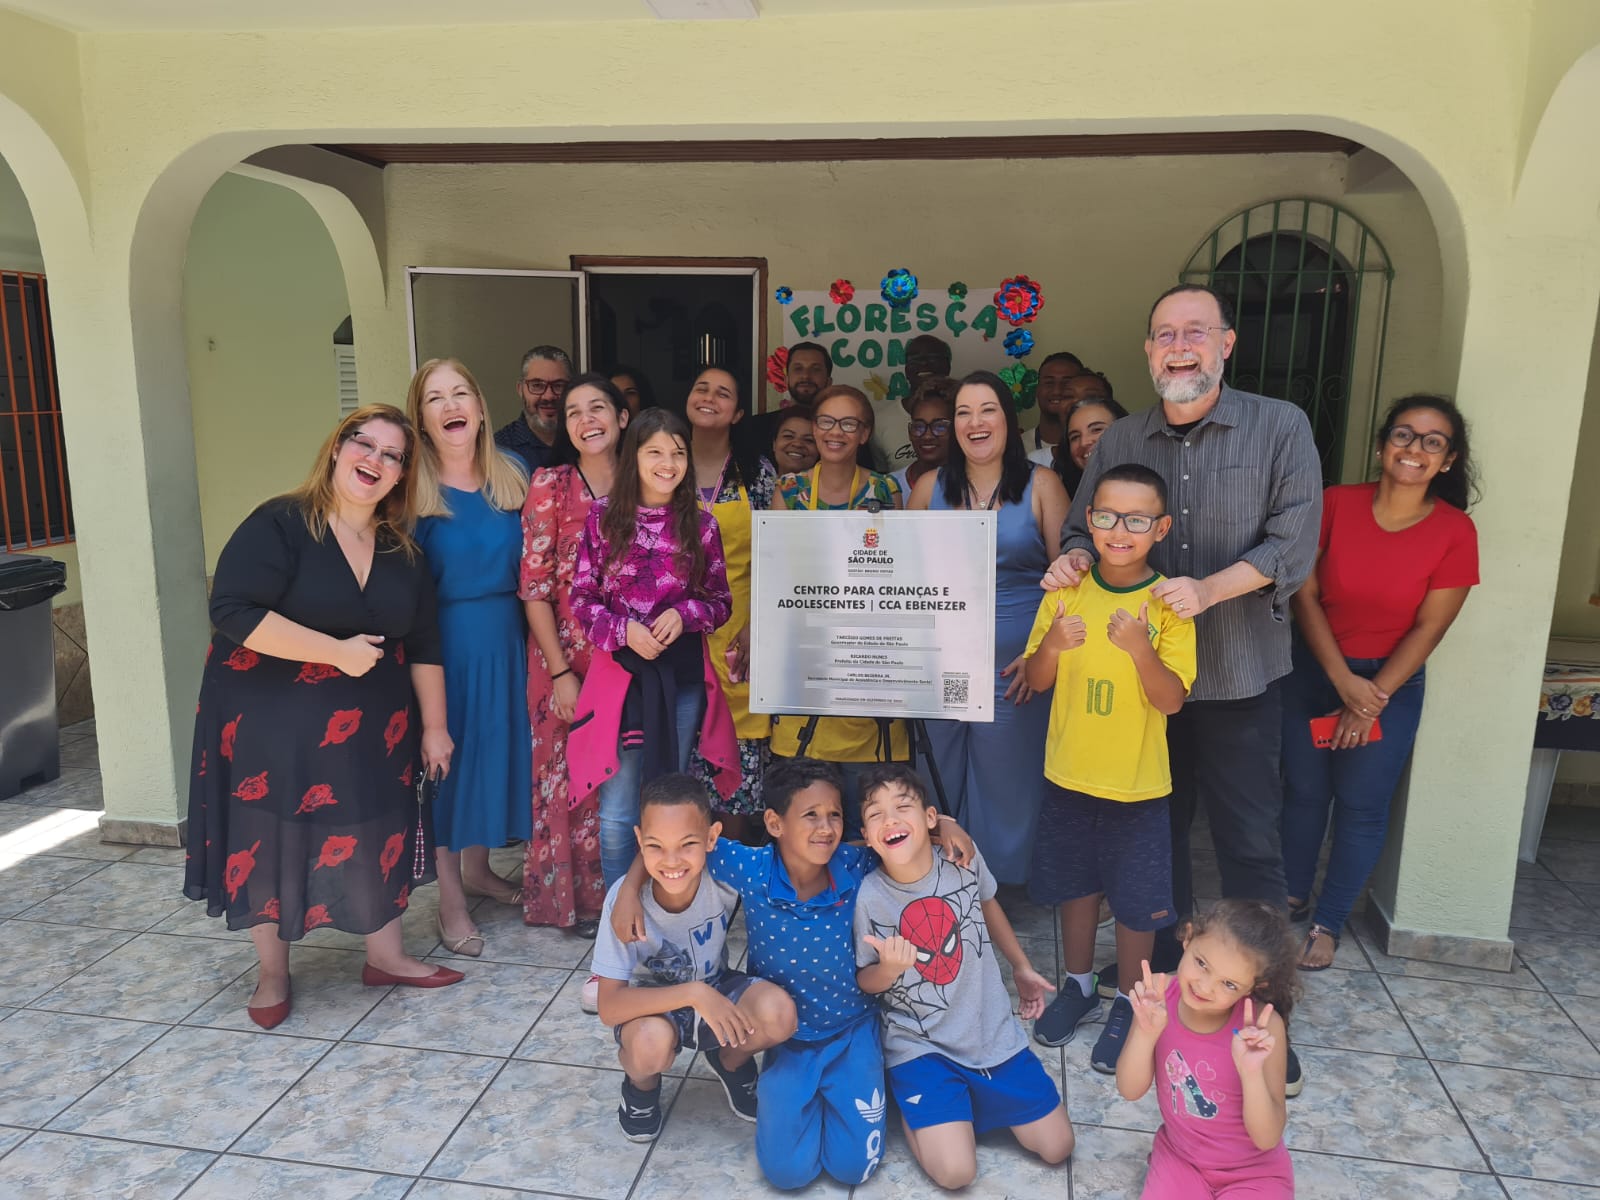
942, 674, 970, 707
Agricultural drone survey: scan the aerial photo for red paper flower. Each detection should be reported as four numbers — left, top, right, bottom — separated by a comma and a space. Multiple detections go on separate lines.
220, 714, 242, 762
224, 647, 259, 672
766, 346, 790, 393
297, 783, 338, 814
829, 279, 855, 305
398, 762, 414, 787
993, 275, 1045, 325
224, 839, 261, 902
314, 834, 358, 869
394, 884, 411, 910
233, 771, 270, 802
259, 897, 281, 922
295, 661, 341, 684
319, 708, 363, 747
303, 904, 333, 932
383, 708, 408, 757
380, 831, 406, 882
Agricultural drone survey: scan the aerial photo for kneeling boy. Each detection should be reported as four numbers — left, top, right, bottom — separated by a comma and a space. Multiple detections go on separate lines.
593, 774, 797, 1142
854, 765, 1075, 1190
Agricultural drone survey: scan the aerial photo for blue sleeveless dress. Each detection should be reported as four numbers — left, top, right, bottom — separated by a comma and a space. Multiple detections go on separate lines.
417, 486, 533, 851
927, 469, 1052, 883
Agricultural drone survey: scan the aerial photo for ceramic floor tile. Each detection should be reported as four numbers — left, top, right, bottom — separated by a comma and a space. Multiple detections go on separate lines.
0, 1131, 214, 1199
1436, 1061, 1600, 1185
850, 1105, 1072, 1198
1567, 882, 1600, 912
1551, 991, 1600, 1046
1501, 1181, 1600, 1199
632, 1077, 848, 1199
513, 970, 690, 1076
182, 1154, 415, 1199
0, 920, 136, 1006
5, 770, 101, 810
0, 1125, 26, 1155
455, 898, 596, 969
0, 854, 106, 917
1288, 1152, 1505, 1198
0, 801, 47, 833
1541, 808, 1600, 844
1352, 921, 1547, 991
1386, 974, 1600, 1076
58, 742, 101, 770
1519, 858, 1557, 880
1282, 1047, 1487, 1170
0, 1009, 166, 1126
1064, 1124, 1154, 1200
1056, 1041, 1163, 1133
1300, 923, 1375, 971
17, 860, 187, 931
147, 898, 255, 942
1516, 933, 1600, 998
47, 1024, 331, 1149
125, 845, 187, 866
4, 809, 133, 863
429, 1059, 677, 1197
29, 931, 255, 1022
183, 946, 381, 1040
1511, 878, 1599, 935
408, 1183, 566, 1199
1538, 839, 1600, 885
347, 958, 566, 1056
1292, 967, 1423, 1057
233, 1041, 501, 1174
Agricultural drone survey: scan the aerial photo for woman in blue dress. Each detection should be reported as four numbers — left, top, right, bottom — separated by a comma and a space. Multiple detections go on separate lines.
409, 358, 534, 955
907, 370, 1070, 884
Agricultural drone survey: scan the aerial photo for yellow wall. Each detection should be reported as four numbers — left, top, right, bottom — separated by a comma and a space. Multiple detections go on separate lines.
1553, 302, 1600, 643
184, 172, 350, 570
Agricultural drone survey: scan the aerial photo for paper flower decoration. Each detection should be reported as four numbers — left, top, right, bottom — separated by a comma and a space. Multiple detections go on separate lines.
829, 279, 855, 305
949, 282, 968, 299
775, 286, 794, 305
880, 268, 919, 309
998, 363, 1039, 410
994, 275, 1045, 325
766, 346, 790, 393
1004, 329, 1035, 359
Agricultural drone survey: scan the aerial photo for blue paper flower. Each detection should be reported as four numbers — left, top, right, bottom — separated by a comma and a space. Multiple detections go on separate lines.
1004, 329, 1035, 359
775, 286, 794, 305
880, 268, 919, 309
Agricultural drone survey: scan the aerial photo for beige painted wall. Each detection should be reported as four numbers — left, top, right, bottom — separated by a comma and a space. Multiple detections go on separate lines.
382, 154, 1447, 443
184, 171, 349, 569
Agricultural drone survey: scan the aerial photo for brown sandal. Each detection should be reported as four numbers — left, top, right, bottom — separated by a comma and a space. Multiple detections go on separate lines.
1298, 923, 1339, 972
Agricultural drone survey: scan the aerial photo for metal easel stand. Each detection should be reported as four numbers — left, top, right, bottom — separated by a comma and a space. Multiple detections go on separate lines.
792, 713, 952, 818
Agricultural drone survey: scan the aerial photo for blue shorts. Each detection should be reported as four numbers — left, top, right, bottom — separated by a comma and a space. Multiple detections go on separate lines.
612, 970, 755, 1053
1029, 785, 1175, 932
887, 1047, 1061, 1134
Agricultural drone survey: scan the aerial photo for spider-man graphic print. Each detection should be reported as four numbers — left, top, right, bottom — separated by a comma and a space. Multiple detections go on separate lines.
853, 849, 1029, 1070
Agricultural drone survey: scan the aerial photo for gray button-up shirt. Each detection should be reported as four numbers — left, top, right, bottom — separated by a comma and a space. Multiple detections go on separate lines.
1061, 385, 1322, 702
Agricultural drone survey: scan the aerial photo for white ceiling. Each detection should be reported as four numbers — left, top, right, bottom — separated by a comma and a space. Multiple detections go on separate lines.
2, 0, 1032, 33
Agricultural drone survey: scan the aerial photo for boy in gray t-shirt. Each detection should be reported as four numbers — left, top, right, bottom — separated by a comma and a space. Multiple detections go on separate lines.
593, 775, 798, 1143
853, 765, 1075, 1190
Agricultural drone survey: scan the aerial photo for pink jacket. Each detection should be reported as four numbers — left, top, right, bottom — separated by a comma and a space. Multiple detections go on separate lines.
567, 642, 741, 803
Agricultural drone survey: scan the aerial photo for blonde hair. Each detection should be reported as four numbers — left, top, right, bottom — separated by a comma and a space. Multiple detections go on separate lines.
406, 357, 529, 517
287, 404, 420, 558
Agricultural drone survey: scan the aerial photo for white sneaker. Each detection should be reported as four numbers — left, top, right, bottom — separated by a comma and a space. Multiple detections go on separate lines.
580, 973, 601, 1014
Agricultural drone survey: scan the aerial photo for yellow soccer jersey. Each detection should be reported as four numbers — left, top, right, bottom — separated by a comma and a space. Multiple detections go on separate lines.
1024, 566, 1198, 802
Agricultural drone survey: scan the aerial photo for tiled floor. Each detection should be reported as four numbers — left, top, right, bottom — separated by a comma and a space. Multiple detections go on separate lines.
2, 721, 1599, 1197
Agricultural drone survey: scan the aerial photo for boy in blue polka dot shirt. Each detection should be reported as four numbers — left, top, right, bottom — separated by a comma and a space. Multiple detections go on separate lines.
610, 757, 975, 1189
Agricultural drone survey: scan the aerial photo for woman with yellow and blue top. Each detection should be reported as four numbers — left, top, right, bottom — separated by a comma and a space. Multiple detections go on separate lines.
769, 385, 907, 828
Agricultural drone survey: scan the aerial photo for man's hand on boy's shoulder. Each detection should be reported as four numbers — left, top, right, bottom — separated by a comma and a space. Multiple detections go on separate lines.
608, 884, 648, 944
933, 816, 977, 868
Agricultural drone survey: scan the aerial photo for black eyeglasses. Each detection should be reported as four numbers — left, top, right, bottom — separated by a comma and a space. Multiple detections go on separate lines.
1088, 508, 1160, 534
1387, 426, 1453, 455
521, 379, 569, 397
909, 419, 951, 437
815, 415, 864, 433
345, 433, 406, 469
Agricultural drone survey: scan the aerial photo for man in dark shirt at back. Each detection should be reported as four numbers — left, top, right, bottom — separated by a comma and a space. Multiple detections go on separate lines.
495, 345, 572, 473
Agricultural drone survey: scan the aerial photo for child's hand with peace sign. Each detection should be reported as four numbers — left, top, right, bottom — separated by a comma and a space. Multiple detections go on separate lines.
1231, 996, 1277, 1076
1129, 959, 1169, 1037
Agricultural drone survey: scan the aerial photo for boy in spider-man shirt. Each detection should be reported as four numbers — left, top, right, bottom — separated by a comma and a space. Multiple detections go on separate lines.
854, 764, 1076, 1190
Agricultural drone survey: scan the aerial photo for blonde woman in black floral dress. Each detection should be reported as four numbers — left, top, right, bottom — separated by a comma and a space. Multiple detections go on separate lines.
183, 404, 464, 1029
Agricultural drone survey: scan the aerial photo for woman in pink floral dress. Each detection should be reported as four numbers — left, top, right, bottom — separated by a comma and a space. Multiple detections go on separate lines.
520, 374, 628, 936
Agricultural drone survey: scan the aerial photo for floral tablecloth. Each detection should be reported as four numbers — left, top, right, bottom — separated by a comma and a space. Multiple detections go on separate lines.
1536, 660, 1600, 753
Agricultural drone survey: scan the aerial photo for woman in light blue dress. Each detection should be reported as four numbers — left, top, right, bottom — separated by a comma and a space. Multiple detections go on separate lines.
907, 370, 1069, 884
409, 358, 533, 956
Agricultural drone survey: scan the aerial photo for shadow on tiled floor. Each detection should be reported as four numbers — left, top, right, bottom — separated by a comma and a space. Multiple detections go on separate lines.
1, 723, 1598, 1197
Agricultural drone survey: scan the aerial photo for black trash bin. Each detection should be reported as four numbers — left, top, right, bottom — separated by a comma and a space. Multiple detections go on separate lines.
0, 552, 68, 799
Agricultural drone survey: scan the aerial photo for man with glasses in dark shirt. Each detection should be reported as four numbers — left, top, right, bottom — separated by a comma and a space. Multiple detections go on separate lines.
1040, 283, 1321, 1089
495, 345, 572, 473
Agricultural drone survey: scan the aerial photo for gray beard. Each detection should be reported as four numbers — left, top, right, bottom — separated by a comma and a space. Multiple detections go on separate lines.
1152, 363, 1222, 406
527, 409, 559, 435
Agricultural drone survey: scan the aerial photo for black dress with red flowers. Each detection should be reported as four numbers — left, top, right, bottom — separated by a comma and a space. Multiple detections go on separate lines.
182, 498, 442, 939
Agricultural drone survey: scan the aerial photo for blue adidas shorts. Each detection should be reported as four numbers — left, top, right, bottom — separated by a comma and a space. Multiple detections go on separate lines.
887, 1047, 1061, 1134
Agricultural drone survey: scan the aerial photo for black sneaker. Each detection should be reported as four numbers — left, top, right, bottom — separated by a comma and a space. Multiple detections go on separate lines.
1033, 977, 1102, 1047
1095, 962, 1120, 999
1090, 994, 1133, 1074
1285, 1045, 1304, 1099
705, 1049, 759, 1122
618, 1078, 663, 1142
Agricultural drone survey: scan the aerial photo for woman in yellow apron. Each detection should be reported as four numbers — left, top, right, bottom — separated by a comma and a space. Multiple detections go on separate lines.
687, 366, 778, 842
770, 385, 909, 833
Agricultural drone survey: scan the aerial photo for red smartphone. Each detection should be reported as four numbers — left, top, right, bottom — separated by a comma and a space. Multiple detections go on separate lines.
1310, 715, 1383, 748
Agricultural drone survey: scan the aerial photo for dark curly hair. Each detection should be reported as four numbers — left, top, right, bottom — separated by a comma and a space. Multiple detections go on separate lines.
1182, 899, 1301, 1022
1376, 394, 1480, 512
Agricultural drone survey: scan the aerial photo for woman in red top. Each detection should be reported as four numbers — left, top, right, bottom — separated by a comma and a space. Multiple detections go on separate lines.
1281, 395, 1480, 970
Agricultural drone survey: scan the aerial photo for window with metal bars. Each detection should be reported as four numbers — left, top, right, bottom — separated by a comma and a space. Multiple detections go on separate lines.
1181, 200, 1394, 485
1, 270, 73, 549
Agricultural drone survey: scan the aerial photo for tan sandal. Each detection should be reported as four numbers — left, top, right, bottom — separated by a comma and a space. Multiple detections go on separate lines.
463, 875, 525, 906
437, 918, 485, 958
1298, 923, 1339, 972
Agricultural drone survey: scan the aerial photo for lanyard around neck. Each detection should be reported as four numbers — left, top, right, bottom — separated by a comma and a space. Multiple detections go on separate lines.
807, 464, 862, 511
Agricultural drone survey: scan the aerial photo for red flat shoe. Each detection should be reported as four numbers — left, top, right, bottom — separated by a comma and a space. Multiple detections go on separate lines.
247, 983, 292, 1029
361, 963, 464, 989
